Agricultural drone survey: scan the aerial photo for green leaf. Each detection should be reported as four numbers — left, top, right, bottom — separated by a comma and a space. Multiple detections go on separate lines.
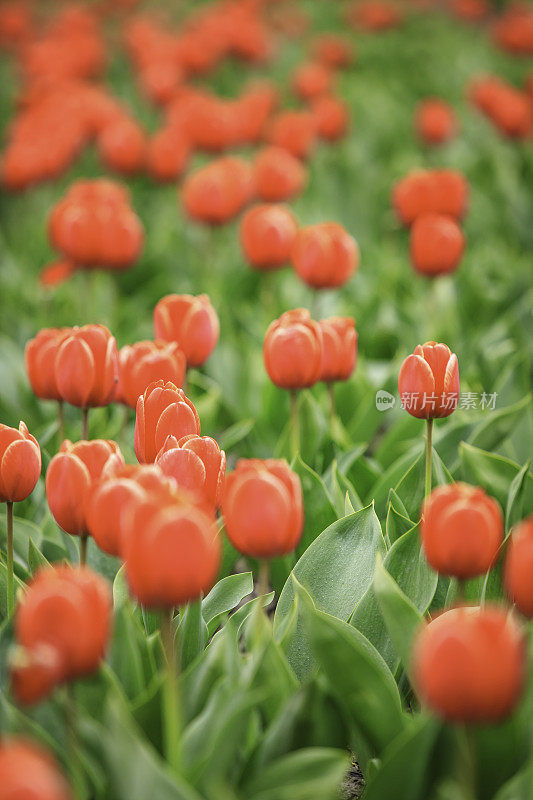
201, 572, 253, 634
177, 602, 208, 670
505, 460, 531, 532
244, 747, 350, 800
296, 579, 405, 754
28, 537, 50, 574
372, 553, 423, 678
350, 525, 437, 671
460, 443, 533, 510
363, 715, 441, 800
113, 564, 130, 608
274, 504, 385, 680
292, 456, 337, 555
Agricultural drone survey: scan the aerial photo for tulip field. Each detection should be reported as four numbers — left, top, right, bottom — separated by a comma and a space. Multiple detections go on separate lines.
1, 0, 533, 798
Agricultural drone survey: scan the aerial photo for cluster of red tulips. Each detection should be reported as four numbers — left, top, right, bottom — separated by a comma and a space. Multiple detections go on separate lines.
470, 73, 533, 139
392, 168, 468, 277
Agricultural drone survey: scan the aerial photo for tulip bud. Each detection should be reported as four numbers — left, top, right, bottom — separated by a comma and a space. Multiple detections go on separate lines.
181, 157, 254, 224
0, 739, 72, 800
413, 605, 526, 722
14, 566, 111, 696
98, 117, 146, 175
0, 422, 41, 503
134, 380, 200, 463
46, 439, 123, 536
156, 434, 226, 509
254, 146, 307, 202
266, 111, 317, 160
264, 309, 323, 390
146, 127, 190, 182
222, 459, 303, 558
392, 169, 468, 226
421, 483, 503, 579
25, 329, 72, 401
153, 293, 219, 368
398, 341, 459, 419
122, 493, 221, 608
409, 213, 465, 276
292, 61, 333, 100
504, 516, 533, 616
310, 95, 349, 141
415, 99, 457, 145
291, 222, 359, 289
312, 34, 353, 69
240, 204, 298, 271
54, 324, 118, 408
319, 317, 358, 383
117, 340, 186, 409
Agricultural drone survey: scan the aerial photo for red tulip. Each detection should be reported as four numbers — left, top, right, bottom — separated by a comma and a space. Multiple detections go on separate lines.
292, 61, 333, 100
264, 309, 323, 390
413, 605, 526, 722
266, 111, 317, 160
398, 341, 460, 419
39, 260, 77, 288
181, 157, 254, 224
13, 565, 111, 700
55, 324, 118, 408
0, 739, 72, 799
117, 340, 186, 408
223, 459, 303, 558
25, 328, 70, 401
134, 380, 200, 464
312, 34, 354, 69
146, 127, 189, 182
153, 293, 220, 368
156, 434, 226, 509
98, 116, 146, 175
310, 95, 349, 141
421, 483, 503, 579
291, 222, 359, 289
254, 146, 307, 202
392, 169, 469, 226
0, 422, 41, 503
415, 99, 457, 145
240, 204, 298, 271
319, 317, 358, 383
46, 439, 123, 536
122, 491, 221, 608
409, 213, 465, 276
504, 516, 533, 616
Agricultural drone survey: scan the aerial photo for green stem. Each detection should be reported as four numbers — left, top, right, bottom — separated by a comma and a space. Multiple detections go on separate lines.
290, 391, 300, 460
58, 400, 65, 444
327, 383, 336, 427
65, 685, 85, 800
425, 418, 433, 498
161, 608, 182, 775
79, 536, 88, 567
456, 724, 476, 800
81, 407, 89, 441
257, 560, 270, 598
6, 502, 14, 616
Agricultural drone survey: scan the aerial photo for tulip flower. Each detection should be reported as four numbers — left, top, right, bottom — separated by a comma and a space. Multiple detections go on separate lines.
12, 565, 111, 704
117, 340, 186, 409
263, 309, 323, 456
292, 61, 333, 100
0, 739, 72, 800
392, 169, 469, 226
291, 222, 359, 290
25, 327, 71, 439
146, 127, 190, 182
312, 34, 354, 69
310, 95, 350, 141
98, 116, 146, 175
504, 516, 533, 616
240, 204, 299, 271
46, 439, 123, 563
254, 146, 307, 202
413, 605, 526, 723
415, 99, 457, 145
54, 324, 118, 438
0, 421, 41, 614
266, 111, 317, 160
134, 380, 200, 464
156, 434, 226, 510
398, 341, 459, 496
153, 293, 220, 368
319, 317, 358, 421
409, 213, 465, 276
421, 483, 503, 580
181, 157, 254, 225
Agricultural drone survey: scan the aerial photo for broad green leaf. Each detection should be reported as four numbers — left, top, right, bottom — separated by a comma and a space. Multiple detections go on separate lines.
506, 461, 531, 532
460, 443, 533, 510
28, 537, 50, 574
178, 601, 208, 670
292, 456, 337, 555
201, 572, 253, 634
274, 504, 385, 680
244, 747, 350, 800
113, 564, 130, 608
296, 579, 405, 754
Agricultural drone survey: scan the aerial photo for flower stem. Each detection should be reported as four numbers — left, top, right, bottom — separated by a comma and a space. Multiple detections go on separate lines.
79, 535, 88, 567
58, 400, 65, 444
425, 418, 433, 498
6, 502, 14, 616
81, 407, 89, 440
290, 390, 300, 460
161, 608, 182, 775
257, 560, 270, 598
456, 724, 476, 800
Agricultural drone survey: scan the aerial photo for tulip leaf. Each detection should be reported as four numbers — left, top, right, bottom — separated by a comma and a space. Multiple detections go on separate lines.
201, 572, 254, 634
244, 747, 351, 800
292, 456, 337, 555
27, 537, 50, 574
274, 504, 385, 680
178, 601, 208, 670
